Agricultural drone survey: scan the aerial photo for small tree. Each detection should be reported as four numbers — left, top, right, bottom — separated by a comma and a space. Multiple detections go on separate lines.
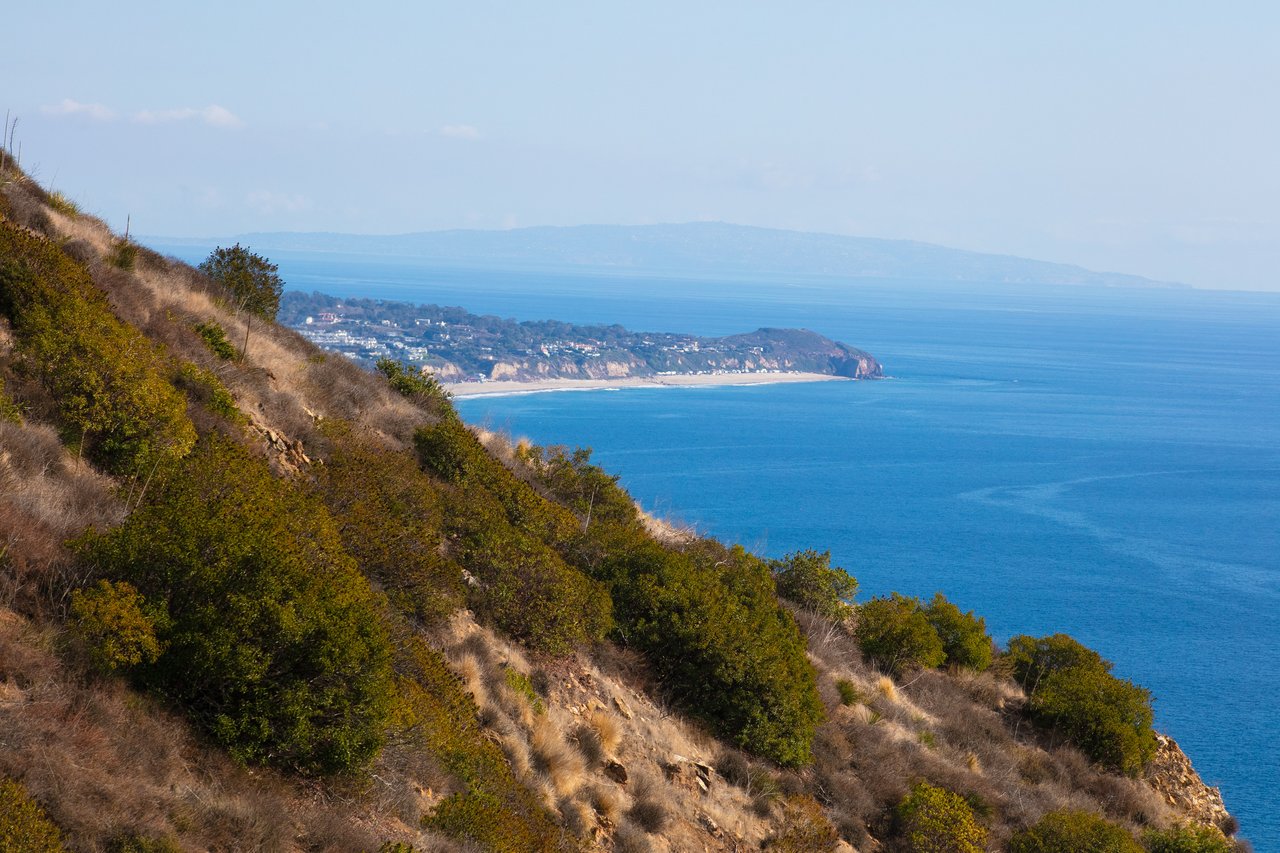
198, 244, 283, 358
855, 593, 944, 677
771, 549, 857, 622
924, 593, 993, 672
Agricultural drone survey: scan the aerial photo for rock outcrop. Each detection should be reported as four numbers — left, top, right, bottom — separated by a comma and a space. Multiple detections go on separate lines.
1146, 733, 1233, 831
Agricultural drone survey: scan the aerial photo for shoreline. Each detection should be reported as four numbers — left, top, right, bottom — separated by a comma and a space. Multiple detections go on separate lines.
446, 371, 851, 398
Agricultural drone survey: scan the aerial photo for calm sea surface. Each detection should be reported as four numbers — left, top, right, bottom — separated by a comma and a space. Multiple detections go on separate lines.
158, 246, 1280, 847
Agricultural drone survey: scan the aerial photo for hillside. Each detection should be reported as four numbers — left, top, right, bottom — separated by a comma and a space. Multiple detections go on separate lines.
0, 160, 1243, 853
201, 222, 1189, 288
279, 292, 883, 383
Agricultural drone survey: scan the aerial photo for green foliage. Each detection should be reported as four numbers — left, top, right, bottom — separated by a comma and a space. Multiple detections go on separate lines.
313, 421, 465, 624
194, 320, 238, 360
515, 443, 640, 534
923, 593, 993, 672
108, 836, 182, 853
1006, 634, 1156, 776
47, 191, 80, 216
68, 580, 164, 674
1142, 825, 1233, 853
0, 377, 22, 423
0, 222, 196, 475
391, 634, 567, 852
415, 417, 611, 655
855, 593, 945, 677
173, 362, 243, 421
503, 666, 545, 715
0, 777, 65, 852
836, 679, 861, 706
198, 244, 283, 321
771, 549, 857, 622
80, 434, 394, 775
895, 782, 987, 853
106, 239, 138, 271
604, 541, 824, 767
375, 357, 451, 408
1010, 810, 1143, 853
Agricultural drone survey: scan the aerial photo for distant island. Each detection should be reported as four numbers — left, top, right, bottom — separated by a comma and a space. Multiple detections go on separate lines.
210, 221, 1189, 288
280, 291, 883, 392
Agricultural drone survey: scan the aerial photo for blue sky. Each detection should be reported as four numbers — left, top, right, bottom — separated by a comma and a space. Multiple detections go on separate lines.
6, 1, 1278, 289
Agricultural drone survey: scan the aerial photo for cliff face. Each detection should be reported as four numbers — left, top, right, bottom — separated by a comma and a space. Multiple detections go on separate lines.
1146, 734, 1233, 832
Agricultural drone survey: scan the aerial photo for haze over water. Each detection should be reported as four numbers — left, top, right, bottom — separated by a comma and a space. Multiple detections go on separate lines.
209, 248, 1280, 847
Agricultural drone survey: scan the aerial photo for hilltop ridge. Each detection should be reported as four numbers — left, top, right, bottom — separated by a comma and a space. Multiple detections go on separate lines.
0, 160, 1242, 852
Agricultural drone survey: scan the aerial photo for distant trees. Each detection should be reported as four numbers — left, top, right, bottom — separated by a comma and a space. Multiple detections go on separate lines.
199, 244, 283, 357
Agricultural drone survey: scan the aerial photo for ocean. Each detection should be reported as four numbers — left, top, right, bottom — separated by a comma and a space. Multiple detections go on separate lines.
158, 246, 1280, 847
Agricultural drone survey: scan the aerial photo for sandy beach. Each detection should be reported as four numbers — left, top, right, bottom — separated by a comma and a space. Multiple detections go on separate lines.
446, 371, 849, 398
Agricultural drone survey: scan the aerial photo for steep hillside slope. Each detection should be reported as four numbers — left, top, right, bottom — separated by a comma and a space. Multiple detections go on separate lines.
0, 159, 1240, 853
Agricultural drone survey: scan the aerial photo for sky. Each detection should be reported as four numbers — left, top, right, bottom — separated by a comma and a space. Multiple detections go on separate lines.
5, 1, 1278, 290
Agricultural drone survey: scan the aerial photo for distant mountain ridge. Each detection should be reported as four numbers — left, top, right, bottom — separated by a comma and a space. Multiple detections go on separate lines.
224, 222, 1186, 288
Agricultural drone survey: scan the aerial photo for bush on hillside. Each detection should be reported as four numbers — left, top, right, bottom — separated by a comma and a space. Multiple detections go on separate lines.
923, 593, 993, 672
68, 580, 165, 674
375, 357, 451, 410
1142, 825, 1234, 853
1009, 810, 1143, 853
895, 782, 987, 853
314, 421, 465, 623
855, 593, 945, 677
0, 222, 196, 475
79, 434, 394, 775
194, 320, 238, 361
0, 777, 65, 852
771, 549, 857, 622
605, 541, 824, 767
1005, 634, 1156, 776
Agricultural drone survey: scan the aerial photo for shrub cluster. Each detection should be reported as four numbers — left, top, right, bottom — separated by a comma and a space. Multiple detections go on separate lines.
895, 782, 987, 853
68, 580, 164, 674
0, 221, 195, 475
771, 549, 857, 622
856, 592, 993, 677
1142, 825, 1234, 853
376, 357, 451, 410
79, 434, 395, 775
0, 777, 65, 851
194, 320, 238, 361
1006, 634, 1156, 776
1009, 809, 1142, 853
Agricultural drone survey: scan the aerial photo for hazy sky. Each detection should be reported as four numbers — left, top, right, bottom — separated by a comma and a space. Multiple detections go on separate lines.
6, 2, 1278, 289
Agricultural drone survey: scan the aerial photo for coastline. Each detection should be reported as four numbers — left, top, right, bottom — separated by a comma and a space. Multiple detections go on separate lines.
446, 371, 850, 398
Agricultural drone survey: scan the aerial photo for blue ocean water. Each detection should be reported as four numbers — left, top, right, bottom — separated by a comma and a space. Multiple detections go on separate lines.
155, 245, 1280, 846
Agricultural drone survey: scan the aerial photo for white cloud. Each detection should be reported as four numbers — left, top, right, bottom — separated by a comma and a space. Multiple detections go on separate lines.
134, 105, 243, 128
40, 99, 115, 120
439, 124, 481, 140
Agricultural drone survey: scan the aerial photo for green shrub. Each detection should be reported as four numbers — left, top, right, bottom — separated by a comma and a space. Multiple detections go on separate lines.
895, 782, 987, 853
0, 222, 196, 475
1010, 810, 1143, 853
194, 320, 238, 360
0, 777, 65, 852
68, 580, 164, 674
314, 421, 464, 624
376, 357, 451, 408
106, 239, 138, 270
1142, 825, 1233, 853
1006, 634, 1156, 776
605, 542, 824, 767
0, 377, 22, 423
771, 549, 857, 622
503, 666, 545, 715
855, 593, 944, 676
763, 796, 840, 852
391, 634, 565, 852
415, 418, 611, 655
173, 362, 243, 421
47, 191, 80, 216
836, 679, 861, 706
108, 835, 182, 853
923, 593, 992, 672
80, 434, 394, 775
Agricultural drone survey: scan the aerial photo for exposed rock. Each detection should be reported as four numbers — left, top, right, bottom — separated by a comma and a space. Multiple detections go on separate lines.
1145, 733, 1233, 831
603, 760, 628, 784
612, 695, 634, 720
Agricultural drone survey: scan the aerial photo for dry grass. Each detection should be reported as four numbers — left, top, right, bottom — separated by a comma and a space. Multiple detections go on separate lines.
531, 714, 587, 797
